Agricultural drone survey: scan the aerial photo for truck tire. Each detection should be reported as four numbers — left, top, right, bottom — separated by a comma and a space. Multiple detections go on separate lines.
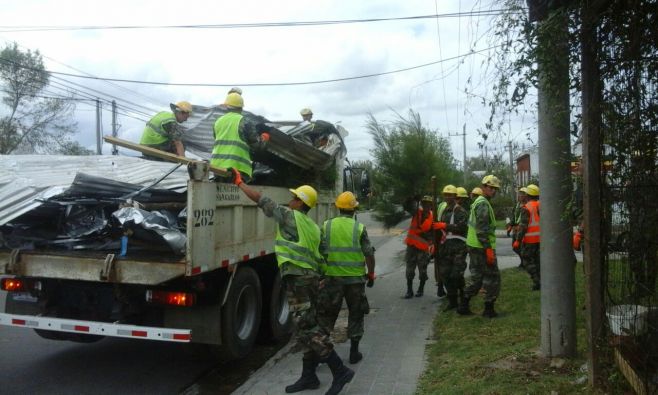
221, 266, 262, 360
266, 272, 292, 341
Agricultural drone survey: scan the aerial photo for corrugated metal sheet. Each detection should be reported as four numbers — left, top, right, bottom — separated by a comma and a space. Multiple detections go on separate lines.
181, 105, 345, 170
0, 155, 190, 225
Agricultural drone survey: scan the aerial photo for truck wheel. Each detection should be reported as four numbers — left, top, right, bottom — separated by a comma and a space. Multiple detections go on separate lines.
221, 266, 262, 360
266, 272, 292, 341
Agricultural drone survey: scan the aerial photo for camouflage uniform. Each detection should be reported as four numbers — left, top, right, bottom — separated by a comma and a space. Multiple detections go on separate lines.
317, 213, 375, 342
437, 202, 468, 299
258, 196, 333, 360
516, 200, 540, 288
405, 246, 430, 281
464, 198, 501, 303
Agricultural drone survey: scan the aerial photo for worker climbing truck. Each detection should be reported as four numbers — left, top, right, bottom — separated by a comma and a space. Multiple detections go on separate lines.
0, 106, 356, 359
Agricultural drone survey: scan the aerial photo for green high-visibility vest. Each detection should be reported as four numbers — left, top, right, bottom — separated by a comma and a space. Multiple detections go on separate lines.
274, 210, 321, 272
466, 195, 497, 249
211, 112, 252, 176
437, 201, 448, 221
321, 217, 366, 277
140, 112, 176, 145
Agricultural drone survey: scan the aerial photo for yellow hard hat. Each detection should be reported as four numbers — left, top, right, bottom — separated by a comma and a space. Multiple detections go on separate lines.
171, 101, 193, 114
300, 108, 313, 116
481, 174, 501, 189
442, 185, 457, 195
471, 187, 483, 196
518, 187, 528, 194
335, 191, 359, 210
228, 87, 242, 95
421, 195, 433, 203
225, 93, 244, 108
526, 184, 540, 196
289, 185, 318, 208
456, 187, 468, 198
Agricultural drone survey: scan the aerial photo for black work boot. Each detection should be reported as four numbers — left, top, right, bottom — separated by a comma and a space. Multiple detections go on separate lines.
323, 350, 355, 395
415, 280, 426, 297
482, 301, 498, 318
404, 278, 414, 299
443, 294, 459, 311
436, 282, 447, 298
349, 339, 363, 364
285, 357, 320, 393
457, 296, 473, 315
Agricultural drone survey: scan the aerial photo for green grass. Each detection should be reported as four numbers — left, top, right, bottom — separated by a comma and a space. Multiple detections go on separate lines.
416, 264, 632, 395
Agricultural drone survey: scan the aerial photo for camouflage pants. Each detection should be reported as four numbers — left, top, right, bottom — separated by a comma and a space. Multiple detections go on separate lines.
317, 280, 369, 342
284, 274, 333, 359
521, 243, 540, 286
437, 241, 467, 297
464, 247, 501, 302
405, 246, 430, 281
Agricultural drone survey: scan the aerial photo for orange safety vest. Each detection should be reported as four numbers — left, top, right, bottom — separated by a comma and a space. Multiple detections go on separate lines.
405, 208, 434, 252
522, 200, 540, 244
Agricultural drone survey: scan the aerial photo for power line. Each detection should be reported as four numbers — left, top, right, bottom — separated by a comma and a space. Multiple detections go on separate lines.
0, 10, 524, 33
0, 45, 501, 87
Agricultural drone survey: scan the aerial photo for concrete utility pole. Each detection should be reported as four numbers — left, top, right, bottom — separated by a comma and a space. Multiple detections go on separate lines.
537, 9, 576, 357
449, 127, 468, 185
111, 100, 118, 155
96, 99, 102, 155
507, 141, 515, 193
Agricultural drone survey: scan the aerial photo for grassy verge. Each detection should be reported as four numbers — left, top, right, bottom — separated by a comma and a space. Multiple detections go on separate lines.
417, 264, 632, 395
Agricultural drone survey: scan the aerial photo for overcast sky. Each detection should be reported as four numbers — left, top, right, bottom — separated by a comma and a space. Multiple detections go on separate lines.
1, 0, 537, 164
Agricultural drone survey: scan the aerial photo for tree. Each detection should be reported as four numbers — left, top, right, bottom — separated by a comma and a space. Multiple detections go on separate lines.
366, 110, 460, 226
0, 42, 90, 155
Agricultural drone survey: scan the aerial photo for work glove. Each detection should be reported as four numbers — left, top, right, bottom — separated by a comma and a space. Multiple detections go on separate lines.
512, 240, 520, 251
485, 248, 496, 266
230, 168, 243, 186
260, 132, 270, 142
433, 222, 447, 230
366, 272, 376, 288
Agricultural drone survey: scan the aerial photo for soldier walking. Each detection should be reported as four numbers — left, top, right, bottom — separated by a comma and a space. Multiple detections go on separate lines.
514, 184, 541, 290
231, 169, 354, 395
458, 175, 502, 318
404, 196, 435, 298
317, 192, 376, 365
434, 186, 468, 311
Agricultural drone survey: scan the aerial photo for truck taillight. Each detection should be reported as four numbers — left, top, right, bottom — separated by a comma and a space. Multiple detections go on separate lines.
146, 290, 196, 307
1, 278, 25, 292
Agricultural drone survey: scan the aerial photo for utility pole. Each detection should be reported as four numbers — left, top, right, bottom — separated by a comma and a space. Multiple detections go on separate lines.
96, 99, 102, 155
536, 9, 576, 357
581, 0, 605, 387
507, 141, 516, 194
111, 100, 118, 155
449, 127, 468, 185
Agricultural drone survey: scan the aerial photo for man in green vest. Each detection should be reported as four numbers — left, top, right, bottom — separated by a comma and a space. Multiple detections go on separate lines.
458, 174, 502, 318
434, 185, 468, 311
317, 191, 376, 365
211, 93, 269, 183
139, 101, 192, 158
231, 169, 354, 395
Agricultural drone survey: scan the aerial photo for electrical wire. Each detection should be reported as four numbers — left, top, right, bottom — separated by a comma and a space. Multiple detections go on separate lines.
0, 10, 525, 33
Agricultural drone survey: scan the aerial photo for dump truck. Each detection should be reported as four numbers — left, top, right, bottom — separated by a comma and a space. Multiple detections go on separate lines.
0, 106, 359, 359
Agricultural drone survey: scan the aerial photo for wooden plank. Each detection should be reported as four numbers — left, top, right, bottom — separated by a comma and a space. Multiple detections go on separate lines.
103, 135, 230, 177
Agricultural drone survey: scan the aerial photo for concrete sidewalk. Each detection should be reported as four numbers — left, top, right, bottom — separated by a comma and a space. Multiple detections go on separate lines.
232, 230, 522, 395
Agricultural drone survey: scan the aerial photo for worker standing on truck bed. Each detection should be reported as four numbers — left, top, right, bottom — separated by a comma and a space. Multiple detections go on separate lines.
231, 169, 354, 395
139, 101, 192, 158
211, 92, 269, 184
317, 191, 376, 365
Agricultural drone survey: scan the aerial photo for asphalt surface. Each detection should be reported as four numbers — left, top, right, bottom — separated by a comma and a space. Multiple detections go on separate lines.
229, 212, 523, 395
